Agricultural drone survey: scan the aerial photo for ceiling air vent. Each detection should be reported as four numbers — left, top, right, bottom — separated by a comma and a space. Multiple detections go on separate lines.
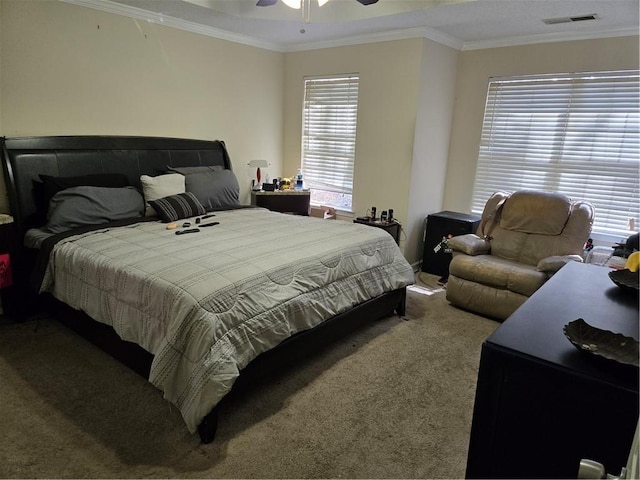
543, 14, 599, 25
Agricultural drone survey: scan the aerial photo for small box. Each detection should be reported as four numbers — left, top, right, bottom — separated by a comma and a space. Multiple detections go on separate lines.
262, 183, 275, 191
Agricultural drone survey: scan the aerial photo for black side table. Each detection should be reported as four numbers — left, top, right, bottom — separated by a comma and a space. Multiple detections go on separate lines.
422, 211, 481, 277
353, 218, 401, 245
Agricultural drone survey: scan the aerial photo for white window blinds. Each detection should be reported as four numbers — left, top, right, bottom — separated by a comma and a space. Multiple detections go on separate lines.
302, 75, 359, 211
472, 70, 639, 240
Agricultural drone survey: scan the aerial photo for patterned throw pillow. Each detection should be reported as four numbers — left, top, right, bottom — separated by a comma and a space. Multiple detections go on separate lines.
148, 192, 206, 223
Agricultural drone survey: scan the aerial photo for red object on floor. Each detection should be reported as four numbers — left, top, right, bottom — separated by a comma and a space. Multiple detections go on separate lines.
0, 253, 13, 288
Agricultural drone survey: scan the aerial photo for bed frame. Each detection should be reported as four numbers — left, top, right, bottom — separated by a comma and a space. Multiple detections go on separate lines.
1, 135, 407, 443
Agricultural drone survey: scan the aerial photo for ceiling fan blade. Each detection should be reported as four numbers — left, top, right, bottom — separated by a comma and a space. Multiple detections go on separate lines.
257, 0, 377, 6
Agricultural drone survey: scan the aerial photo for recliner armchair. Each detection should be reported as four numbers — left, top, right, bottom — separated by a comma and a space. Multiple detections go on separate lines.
446, 190, 595, 320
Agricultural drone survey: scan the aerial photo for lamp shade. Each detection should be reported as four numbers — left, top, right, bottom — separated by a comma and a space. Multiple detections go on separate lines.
281, 0, 333, 7
247, 160, 270, 168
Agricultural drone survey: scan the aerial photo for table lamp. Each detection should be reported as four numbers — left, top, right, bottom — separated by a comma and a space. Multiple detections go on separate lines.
247, 160, 270, 190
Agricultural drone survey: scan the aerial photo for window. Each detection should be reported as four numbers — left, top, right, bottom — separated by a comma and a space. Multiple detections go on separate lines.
472, 70, 639, 241
302, 75, 359, 211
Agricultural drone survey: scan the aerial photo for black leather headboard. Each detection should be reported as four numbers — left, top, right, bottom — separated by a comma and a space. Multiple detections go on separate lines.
1, 135, 233, 239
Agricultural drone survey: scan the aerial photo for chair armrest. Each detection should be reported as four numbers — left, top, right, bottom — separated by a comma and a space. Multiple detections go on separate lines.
447, 234, 491, 256
536, 254, 584, 274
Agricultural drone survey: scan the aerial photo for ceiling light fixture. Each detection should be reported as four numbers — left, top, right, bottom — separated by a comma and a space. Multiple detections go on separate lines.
282, 0, 331, 8
287, 0, 331, 23
257, 0, 377, 24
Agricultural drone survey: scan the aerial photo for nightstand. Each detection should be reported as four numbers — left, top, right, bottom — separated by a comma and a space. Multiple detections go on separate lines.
353, 218, 401, 245
422, 211, 481, 276
251, 190, 311, 216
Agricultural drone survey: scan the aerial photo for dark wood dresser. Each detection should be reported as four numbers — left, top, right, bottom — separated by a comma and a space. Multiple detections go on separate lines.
466, 261, 639, 479
251, 190, 310, 216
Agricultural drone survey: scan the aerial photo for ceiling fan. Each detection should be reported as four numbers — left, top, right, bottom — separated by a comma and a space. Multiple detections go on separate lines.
257, 0, 379, 6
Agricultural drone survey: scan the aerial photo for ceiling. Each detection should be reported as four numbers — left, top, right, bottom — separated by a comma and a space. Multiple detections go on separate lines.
67, 0, 640, 52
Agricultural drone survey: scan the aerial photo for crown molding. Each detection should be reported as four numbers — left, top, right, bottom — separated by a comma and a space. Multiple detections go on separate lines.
60, 0, 287, 52
62, 0, 464, 52
462, 26, 639, 51
283, 26, 464, 52
60, 0, 638, 54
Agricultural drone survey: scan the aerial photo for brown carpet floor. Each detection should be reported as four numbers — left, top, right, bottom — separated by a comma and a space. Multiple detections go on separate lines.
0, 273, 498, 479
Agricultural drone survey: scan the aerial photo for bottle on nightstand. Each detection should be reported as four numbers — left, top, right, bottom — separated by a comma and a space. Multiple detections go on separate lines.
295, 169, 303, 190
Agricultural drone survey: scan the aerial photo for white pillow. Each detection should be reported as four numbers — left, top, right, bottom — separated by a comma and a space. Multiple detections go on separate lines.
140, 173, 185, 216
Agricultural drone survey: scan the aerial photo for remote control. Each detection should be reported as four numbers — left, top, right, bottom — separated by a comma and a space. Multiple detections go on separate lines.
175, 228, 200, 235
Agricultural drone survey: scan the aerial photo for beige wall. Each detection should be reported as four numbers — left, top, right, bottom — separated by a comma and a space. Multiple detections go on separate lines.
283, 39, 424, 237
406, 39, 458, 266
443, 36, 640, 214
0, 0, 284, 209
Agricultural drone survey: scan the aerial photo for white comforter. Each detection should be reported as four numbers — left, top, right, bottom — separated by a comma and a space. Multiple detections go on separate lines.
40, 208, 415, 432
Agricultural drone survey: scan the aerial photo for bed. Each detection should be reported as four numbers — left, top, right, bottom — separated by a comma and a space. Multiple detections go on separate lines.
1, 135, 415, 443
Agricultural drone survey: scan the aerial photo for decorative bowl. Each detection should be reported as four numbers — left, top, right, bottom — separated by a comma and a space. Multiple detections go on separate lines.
563, 318, 639, 367
608, 268, 639, 291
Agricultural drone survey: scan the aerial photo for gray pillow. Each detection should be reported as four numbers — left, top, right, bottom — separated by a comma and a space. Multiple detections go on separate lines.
168, 166, 240, 210
168, 166, 224, 174
45, 186, 145, 234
